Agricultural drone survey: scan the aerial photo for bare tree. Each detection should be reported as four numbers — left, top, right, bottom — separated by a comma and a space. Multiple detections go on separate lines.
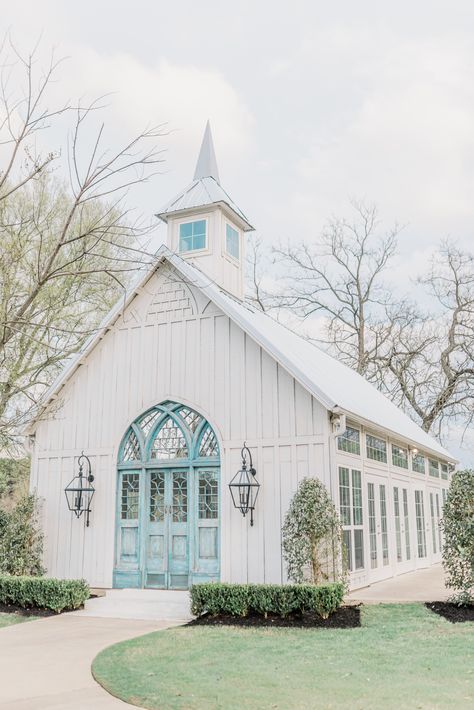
381, 244, 474, 435
272, 201, 402, 377
0, 38, 166, 450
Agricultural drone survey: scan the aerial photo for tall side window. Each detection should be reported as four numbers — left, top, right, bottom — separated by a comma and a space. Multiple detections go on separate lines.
225, 223, 240, 259
338, 467, 364, 572
366, 434, 387, 463
179, 220, 206, 252
337, 426, 360, 455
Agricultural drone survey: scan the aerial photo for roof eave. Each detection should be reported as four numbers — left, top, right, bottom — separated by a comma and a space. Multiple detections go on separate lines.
156, 201, 254, 232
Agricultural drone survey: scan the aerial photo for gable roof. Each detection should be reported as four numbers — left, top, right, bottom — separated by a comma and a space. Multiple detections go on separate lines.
27, 247, 453, 460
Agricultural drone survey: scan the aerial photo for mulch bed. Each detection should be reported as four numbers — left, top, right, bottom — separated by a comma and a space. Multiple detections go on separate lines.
188, 605, 360, 629
425, 602, 474, 623
0, 602, 56, 618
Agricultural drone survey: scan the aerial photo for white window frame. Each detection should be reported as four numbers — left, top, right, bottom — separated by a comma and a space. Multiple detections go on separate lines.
337, 425, 361, 456
178, 217, 208, 254
392, 443, 408, 469
412, 452, 426, 475
338, 466, 365, 572
366, 433, 388, 464
224, 222, 240, 262
428, 458, 440, 478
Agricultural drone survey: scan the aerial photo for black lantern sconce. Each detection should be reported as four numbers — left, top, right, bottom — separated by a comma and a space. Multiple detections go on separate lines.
64, 452, 95, 526
228, 443, 260, 526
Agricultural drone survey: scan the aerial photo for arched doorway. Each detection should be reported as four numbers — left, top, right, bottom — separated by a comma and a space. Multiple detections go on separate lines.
113, 401, 220, 589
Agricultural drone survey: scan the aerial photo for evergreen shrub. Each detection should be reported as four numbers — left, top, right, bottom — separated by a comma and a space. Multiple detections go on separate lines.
442, 470, 474, 605
0, 575, 89, 613
190, 582, 345, 619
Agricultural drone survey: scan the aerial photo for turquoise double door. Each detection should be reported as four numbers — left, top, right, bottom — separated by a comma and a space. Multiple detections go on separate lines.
114, 466, 220, 589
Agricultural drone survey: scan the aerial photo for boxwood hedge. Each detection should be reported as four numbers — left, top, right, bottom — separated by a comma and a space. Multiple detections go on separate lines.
190, 582, 345, 619
0, 575, 90, 613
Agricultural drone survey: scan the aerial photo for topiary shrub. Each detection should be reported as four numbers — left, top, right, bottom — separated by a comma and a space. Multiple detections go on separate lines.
190, 582, 345, 619
282, 477, 346, 586
0, 575, 89, 612
0, 493, 44, 576
441, 469, 474, 605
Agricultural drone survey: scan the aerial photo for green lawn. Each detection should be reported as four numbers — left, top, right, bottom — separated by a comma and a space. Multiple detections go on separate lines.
0, 612, 38, 628
92, 604, 474, 710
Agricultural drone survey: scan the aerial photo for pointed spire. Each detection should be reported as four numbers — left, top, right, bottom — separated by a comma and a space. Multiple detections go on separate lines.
193, 121, 220, 183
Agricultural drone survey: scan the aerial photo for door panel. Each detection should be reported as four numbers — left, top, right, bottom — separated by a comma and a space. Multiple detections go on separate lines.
194, 469, 220, 580
145, 470, 166, 588
414, 489, 429, 568
114, 470, 142, 588
366, 477, 392, 583
392, 485, 415, 574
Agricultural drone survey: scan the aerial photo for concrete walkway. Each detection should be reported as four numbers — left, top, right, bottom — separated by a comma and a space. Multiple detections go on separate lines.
347, 564, 449, 603
0, 614, 179, 709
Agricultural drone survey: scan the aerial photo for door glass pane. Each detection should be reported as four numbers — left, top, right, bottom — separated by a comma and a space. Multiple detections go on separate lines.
402, 489, 411, 560
352, 470, 363, 525
393, 487, 402, 562
430, 492, 437, 554
150, 471, 165, 522
151, 418, 188, 460
121, 473, 140, 519
343, 529, 353, 571
338, 467, 351, 525
172, 472, 188, 522
379, 485, 389, 565
436, 494, 442, 550
354, 530, 364, 570
199, 471, 219, 519
367, 483, 377, 569
415, 490, 427, 558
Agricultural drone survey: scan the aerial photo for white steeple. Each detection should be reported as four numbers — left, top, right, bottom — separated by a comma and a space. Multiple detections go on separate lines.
156, 123, 254, 300
193, 121, 220, 182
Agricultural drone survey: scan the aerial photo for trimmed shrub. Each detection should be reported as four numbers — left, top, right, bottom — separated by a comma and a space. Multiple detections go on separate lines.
0, 575, 89, 613
282, 477, 346, 586
441, 470, 474, 605
0, 493, 44, 576
190, 582, 345, 620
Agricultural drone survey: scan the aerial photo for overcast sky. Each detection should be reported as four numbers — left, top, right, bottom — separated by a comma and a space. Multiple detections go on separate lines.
3, 1, 474, 462
4, 2, 474, 259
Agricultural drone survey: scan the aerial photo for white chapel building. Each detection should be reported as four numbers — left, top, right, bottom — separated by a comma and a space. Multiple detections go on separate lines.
27, 124, 454, 591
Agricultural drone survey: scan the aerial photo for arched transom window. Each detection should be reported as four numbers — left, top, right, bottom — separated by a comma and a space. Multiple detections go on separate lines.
118, 401, 219, 464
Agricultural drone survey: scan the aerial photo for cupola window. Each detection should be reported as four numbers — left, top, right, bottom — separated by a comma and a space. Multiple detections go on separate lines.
179, 220, 206, 252
225, 223, 240, 259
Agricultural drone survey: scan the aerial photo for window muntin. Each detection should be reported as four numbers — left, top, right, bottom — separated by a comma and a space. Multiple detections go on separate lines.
379, 484, 389, 565
337, 426, 360, 455
121, 472, 140, 520
440, 463, 449, 480
179, 219, 206, 252
198, 471, 219, 519
150, 471, 165, 522
225, 223, 239, 259
402, 488, 411, 560
366, 434, 387, 463
338, 467, 351, 525
393, 487, 402, 563
121, 429, 141, 462
429, 492, 437, 554
415, 490, 427, 558
338, 467, 364, 571
367, 483, 377, 569
412, 453, 426, 474
151, 417, 188, 460
428, 459, 440, 478
392, 444, 408, 469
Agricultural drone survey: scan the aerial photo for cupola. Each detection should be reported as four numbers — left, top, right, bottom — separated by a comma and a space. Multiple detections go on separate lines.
157, 122, 254, 300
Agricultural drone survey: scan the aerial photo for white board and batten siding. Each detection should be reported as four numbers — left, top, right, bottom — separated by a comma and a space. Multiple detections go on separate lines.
31, 264, 330, 588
